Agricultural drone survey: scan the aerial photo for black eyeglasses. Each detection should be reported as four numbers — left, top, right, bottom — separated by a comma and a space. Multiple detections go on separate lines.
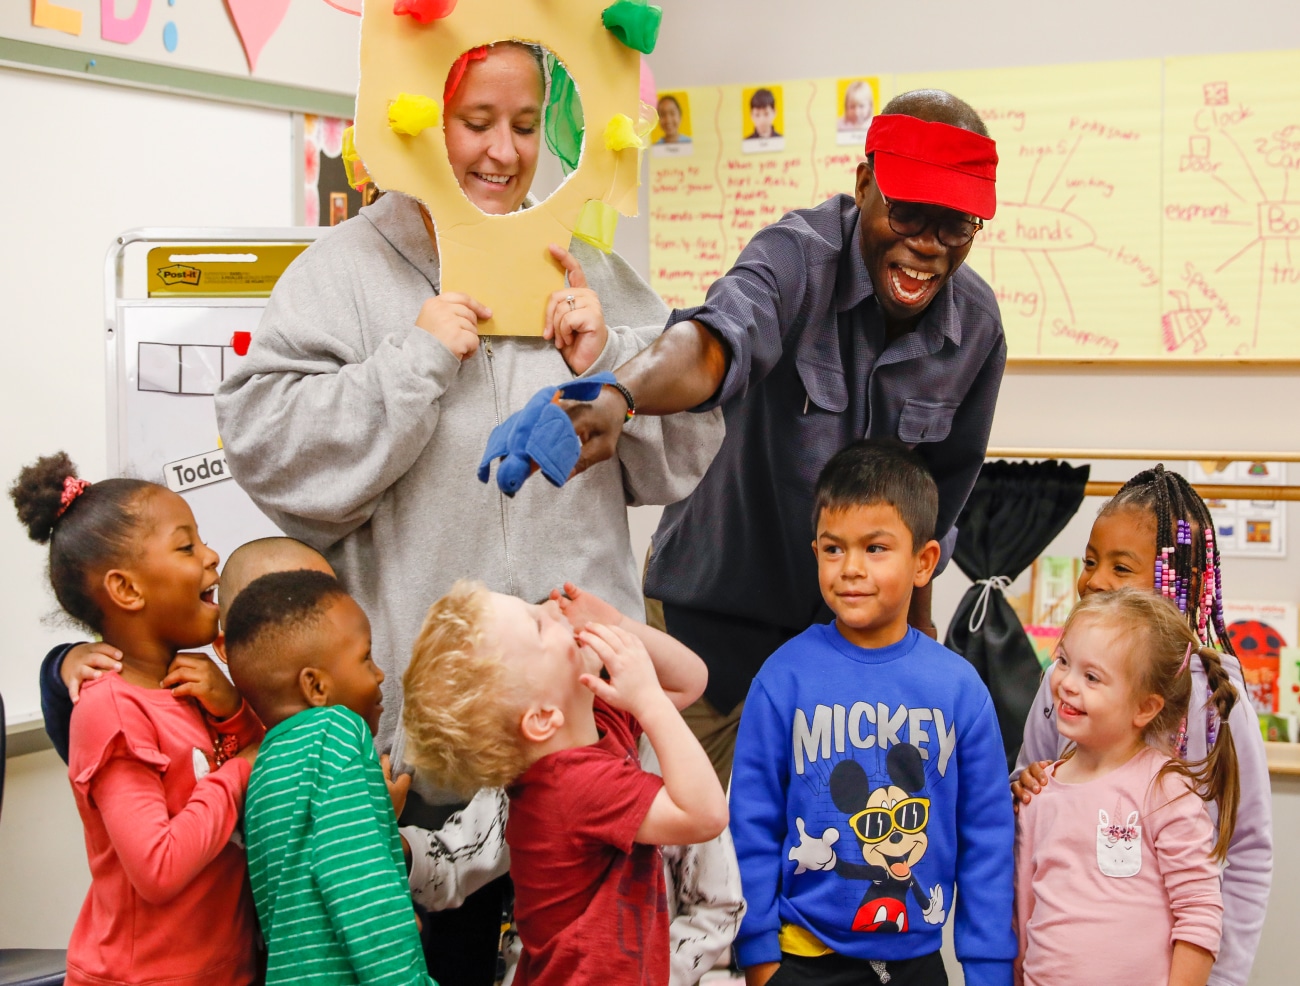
880, 193, 983, 248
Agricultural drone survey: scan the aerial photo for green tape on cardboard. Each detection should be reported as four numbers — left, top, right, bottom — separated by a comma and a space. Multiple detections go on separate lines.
545, 54, 585, 175
601, 1, 663, 55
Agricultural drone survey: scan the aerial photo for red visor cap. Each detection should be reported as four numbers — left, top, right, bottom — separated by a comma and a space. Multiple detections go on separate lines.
865, 114, 999, 220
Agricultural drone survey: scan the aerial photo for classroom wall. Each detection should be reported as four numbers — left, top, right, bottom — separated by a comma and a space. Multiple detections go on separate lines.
0, 65, 295, 947
4, 2, 1298, 980
0, 1, 358, 96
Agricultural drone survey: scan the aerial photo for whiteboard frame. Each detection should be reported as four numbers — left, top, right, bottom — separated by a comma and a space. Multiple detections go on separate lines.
104, 227, 323, 474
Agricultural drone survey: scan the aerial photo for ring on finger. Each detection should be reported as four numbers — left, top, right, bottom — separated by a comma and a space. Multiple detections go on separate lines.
566, 294, 577, 312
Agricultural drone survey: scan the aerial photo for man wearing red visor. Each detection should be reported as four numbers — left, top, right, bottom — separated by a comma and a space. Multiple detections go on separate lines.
567, 89, 1005, 781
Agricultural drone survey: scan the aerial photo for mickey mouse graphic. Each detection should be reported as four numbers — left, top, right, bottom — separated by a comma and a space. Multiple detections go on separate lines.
788, 742, 945, 932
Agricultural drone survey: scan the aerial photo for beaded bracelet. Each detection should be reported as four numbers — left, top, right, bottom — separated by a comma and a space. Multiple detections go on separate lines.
608, 381, 636, 422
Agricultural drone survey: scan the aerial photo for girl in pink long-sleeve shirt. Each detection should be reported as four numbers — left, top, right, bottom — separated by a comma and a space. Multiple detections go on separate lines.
10, 453, 263, 986
1015, 589, 1240, 986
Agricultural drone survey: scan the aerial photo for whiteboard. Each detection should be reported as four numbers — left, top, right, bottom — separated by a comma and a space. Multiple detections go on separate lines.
110, 301, 283, 568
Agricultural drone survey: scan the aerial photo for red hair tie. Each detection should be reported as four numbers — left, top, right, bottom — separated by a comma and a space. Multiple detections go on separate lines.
444, 46, 488, 104
56, 476, 91, 518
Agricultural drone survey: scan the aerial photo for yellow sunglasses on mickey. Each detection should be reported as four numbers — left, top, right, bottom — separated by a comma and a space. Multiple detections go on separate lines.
848, 797, 931, 843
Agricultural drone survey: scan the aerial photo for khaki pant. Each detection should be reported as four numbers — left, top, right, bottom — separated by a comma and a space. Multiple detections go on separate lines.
645, 590, 744, 791
681, 694, 745, 791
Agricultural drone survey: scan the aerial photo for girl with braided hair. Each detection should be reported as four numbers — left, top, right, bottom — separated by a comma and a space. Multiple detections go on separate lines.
1015, 588, 1241, 986
1012, 464, 1271, 986
1096, 464, 1233, 653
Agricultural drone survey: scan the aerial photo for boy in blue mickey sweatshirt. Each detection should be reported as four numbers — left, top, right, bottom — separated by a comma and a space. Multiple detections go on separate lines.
731, 440, 1016, 986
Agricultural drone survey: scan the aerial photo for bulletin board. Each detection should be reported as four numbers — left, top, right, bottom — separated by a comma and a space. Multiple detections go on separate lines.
648, 49, 1300, 361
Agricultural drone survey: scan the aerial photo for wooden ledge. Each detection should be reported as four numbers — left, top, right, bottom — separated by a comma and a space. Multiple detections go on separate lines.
1266, 742, 1300, 776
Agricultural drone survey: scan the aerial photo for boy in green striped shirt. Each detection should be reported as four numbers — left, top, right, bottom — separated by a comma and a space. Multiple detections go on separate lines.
225, 569, 434, 986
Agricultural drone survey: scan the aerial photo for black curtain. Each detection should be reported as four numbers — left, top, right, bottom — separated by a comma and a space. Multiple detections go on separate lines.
944, 460, 1090, 769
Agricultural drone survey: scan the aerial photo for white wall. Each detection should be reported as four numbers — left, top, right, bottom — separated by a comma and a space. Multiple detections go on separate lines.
0, 65, 294, 947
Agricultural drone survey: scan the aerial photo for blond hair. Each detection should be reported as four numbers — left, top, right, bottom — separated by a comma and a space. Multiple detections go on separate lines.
402, 580, 530, 795
1062, 588, 1240, 861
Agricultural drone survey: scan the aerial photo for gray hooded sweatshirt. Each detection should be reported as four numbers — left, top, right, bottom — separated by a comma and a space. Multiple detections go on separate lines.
215, 192, 722, 749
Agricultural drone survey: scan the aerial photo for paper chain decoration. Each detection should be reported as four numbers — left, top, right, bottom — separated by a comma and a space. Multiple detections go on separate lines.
350, 1, 663, 336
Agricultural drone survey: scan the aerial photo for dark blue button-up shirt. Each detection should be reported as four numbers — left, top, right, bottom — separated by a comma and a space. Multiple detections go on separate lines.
645, 194, 1006, 711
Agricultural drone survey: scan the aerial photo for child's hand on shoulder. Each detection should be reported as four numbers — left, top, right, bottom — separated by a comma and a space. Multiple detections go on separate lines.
551, 582, 625, 632
381, 753, 411, 821
162, 653, 242, 720
234, 740, 261, 766
1011, 760, 1051, 813
577, 623, 667, 720
61, 641, 123, 703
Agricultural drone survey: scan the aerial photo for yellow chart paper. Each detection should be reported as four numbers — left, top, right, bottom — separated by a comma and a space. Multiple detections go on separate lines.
898, 61, 1164, 359
650, 51, 1300, 361
1163, 50, 1300, 358
649, 77, 896, 310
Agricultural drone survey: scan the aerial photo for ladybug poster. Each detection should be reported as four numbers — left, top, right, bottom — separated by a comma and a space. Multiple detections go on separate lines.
1223, 601, 1298, 714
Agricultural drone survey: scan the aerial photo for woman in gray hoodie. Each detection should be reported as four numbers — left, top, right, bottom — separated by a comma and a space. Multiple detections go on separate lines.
216, 42, 725, 986
216, 43, 721, 755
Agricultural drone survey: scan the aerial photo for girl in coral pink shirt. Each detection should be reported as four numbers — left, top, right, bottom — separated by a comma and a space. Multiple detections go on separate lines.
1014, 588, 1241, 986
10, 452, 263, 986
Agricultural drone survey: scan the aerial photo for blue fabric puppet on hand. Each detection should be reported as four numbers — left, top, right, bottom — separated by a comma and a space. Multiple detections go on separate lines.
478, 372, 616, 496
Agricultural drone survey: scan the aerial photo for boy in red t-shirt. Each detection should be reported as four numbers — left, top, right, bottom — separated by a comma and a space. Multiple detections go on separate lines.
403, 581, 729, 986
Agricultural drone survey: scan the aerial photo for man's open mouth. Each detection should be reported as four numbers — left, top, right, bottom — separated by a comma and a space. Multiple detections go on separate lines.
889, 265, 939, 306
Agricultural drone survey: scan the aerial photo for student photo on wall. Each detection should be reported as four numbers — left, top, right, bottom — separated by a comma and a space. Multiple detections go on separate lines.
742, 85, 785, 153
836, 77, 879, 145
652, 91, 695, 157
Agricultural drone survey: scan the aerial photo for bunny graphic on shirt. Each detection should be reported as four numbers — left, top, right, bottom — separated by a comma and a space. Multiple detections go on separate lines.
1096, 808, 1142, 877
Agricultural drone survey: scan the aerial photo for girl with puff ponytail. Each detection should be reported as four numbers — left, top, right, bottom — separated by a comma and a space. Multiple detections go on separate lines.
10, 452, 263, 986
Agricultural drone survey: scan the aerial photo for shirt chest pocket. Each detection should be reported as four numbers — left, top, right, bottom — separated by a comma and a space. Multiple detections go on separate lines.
897, 400, 958, 445
1096, 809, 1143, 878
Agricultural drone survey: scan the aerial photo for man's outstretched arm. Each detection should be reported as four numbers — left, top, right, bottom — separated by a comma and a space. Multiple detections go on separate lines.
567, 319, 729, 475
566, 216, 822, 475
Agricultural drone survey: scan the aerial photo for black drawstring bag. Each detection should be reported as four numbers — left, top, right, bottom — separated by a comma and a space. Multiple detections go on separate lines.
944, 460, 1090, 769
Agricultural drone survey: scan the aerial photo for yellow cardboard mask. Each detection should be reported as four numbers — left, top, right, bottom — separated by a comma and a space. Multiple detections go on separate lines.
354, 2, 650, 336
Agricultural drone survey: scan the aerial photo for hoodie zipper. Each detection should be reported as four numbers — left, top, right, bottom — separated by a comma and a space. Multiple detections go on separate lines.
481, 337, 518, 597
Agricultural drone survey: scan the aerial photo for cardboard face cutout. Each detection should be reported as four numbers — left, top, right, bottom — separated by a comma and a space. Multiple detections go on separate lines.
355, 2, 646, 335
